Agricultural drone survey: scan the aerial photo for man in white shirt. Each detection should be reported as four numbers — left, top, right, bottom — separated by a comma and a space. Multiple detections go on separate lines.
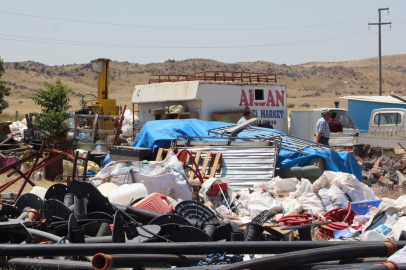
237, 107, 252, 125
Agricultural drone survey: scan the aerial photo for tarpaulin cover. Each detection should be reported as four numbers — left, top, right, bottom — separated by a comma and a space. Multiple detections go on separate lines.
131, 119, 362, 180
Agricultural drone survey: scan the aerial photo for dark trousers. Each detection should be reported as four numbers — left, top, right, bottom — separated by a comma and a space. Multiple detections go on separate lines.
319, 136, 329, 146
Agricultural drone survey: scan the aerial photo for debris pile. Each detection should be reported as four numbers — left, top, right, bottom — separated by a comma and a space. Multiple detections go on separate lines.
358, 154, 406, 187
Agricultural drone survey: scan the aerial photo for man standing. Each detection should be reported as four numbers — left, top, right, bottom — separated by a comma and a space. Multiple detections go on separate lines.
237, 107, 252, 125
328, 111, 343, 133
315, 110, 331, 145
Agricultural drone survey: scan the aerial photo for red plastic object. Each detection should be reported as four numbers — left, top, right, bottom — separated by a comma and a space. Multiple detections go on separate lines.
134, 193, 173, 214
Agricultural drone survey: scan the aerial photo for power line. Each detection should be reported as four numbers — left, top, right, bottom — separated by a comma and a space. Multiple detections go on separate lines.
389, 15, 406, 25
391, 29, 406, 39
382, 34, 406, 47
0, 31, 372, 49
0, 10, 376, 31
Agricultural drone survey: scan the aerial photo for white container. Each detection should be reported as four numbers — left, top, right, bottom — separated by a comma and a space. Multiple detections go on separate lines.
107, 183, 148, 206
361, 230, 387, 241
30, 186, 48, 200
97, 183, 119, 197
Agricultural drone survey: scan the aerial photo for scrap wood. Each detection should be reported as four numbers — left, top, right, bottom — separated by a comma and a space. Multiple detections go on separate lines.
156, 148, 222, 181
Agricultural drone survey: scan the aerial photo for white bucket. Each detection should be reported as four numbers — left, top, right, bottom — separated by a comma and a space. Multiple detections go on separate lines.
97, 182, 119, 197
362, 230, 387, 241
29, 186, 48, 200
107, 183, 148, 206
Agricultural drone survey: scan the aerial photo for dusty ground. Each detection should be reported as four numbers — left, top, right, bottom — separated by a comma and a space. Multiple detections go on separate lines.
0, 173, 62, 196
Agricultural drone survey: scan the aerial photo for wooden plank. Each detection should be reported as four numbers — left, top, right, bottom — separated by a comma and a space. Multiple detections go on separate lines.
200, 151, 211, 179
208, 153, 222, 178
156, 148, 164, 161
189, 151, 201, 180
225, 118, 258, 134
91, 114, 99, 143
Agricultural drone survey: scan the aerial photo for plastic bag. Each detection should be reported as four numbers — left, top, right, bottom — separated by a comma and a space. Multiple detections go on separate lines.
297, 193, 325, 214
133, 151, 192, 201
338, 173, 375, 202
279, 198, 303, 214
388, 247, 406, 264
270, 177, 298, 195
318, 185, 350, 211
247, 192, 282, 219
289, 178, 313, 198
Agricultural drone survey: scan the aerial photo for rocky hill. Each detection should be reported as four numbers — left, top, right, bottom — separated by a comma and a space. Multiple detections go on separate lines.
2, 55, 406, 115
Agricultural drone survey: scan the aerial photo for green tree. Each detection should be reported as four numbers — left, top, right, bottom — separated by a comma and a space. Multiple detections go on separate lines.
31, 80, 72, 144
0, 57, 11, 114
31, 79, 72, 113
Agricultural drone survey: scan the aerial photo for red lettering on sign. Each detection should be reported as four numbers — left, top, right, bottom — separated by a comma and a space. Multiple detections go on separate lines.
239, 89, 249, 106
276, 90, 285, 107
248, 89, 256, 106
266, 90, 275, 107
240, 89, 285, 107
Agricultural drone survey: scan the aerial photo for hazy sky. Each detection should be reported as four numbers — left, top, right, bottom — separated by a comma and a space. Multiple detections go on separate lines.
0, 0, 405, 66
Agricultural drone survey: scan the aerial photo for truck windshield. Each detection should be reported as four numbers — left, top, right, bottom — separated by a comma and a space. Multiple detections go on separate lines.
331, 110, 357, 129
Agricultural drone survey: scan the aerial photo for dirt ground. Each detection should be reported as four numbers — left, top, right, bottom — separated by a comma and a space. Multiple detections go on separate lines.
0, 173, 63, 195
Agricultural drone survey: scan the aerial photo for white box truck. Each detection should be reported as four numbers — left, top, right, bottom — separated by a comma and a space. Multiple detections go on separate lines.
290, 108, 360, 150
132, 80, 288, 133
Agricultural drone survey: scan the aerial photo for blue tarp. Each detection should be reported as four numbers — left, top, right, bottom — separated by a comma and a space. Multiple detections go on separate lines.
131, 119, 362, 181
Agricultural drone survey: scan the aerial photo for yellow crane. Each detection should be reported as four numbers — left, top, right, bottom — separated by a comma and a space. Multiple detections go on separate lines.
91, 58, 119, 130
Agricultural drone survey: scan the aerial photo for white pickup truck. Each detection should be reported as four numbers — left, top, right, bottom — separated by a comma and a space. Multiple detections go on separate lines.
290, 107, 406, 150
290, 108, 359, 150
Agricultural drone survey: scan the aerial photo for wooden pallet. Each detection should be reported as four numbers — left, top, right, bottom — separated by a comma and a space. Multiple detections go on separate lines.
156, 148, 222, 181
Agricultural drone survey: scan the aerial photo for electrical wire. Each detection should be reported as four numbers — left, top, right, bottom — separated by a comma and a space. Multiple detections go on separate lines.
0, 31, 373, 49
0, 10, 376, 31
389, 15, 406, 25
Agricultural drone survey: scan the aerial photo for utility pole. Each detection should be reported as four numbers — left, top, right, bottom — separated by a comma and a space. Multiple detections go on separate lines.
368, 8, 391, 96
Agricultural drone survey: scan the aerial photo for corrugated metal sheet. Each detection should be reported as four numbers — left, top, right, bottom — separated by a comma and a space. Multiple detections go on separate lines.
340, 95, 406, 104
207, 126, 331, 153
132, 81, 200, 104
181, 146, 277, 190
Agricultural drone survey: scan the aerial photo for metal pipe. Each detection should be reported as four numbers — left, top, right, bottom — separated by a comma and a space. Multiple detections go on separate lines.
215, 242, 398, 270
6, 258, 94, 270
0, 241, 405, 257
391, 92, 406, 103
92, 253, 205, 270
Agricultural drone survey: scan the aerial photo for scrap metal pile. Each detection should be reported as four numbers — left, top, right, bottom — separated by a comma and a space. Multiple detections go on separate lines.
1, 146, 406, 269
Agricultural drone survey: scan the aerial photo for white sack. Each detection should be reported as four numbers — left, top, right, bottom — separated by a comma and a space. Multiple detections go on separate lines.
337, 173, 376, 202
289, 178, 313, 198
280, 198, 303, 214
297, 193, 325, 214
247, 192, 282, 219
270, 177, 298, 195
318, 185, 350, 211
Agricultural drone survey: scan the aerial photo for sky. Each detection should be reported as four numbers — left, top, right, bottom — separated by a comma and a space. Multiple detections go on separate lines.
0, 0, 405, 66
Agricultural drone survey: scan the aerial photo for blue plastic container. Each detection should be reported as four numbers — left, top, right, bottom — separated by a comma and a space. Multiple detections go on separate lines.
351, 199, 383, 215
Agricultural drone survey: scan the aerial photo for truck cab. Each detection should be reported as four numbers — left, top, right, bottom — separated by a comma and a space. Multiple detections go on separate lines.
290, 108, 360, 149
368, 108, 406, 138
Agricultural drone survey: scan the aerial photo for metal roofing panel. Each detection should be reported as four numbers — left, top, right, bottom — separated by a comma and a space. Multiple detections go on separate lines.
132, 81, 200, 103
181, 146, 277, 190
340, 95, 406, 104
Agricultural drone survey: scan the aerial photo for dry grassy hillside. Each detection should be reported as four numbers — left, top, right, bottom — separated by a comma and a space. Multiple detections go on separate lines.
2, 55, 406, 117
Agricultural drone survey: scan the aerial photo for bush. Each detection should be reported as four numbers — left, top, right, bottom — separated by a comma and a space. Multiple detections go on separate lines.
31, 79, 72, 145
287, 103, 295, 108
300, 103, 310, 108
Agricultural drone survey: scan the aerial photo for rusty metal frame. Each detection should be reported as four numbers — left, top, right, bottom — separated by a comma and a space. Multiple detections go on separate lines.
149, 71, 277, 84
112, 105, 127, 146
0, 141, 90, 201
